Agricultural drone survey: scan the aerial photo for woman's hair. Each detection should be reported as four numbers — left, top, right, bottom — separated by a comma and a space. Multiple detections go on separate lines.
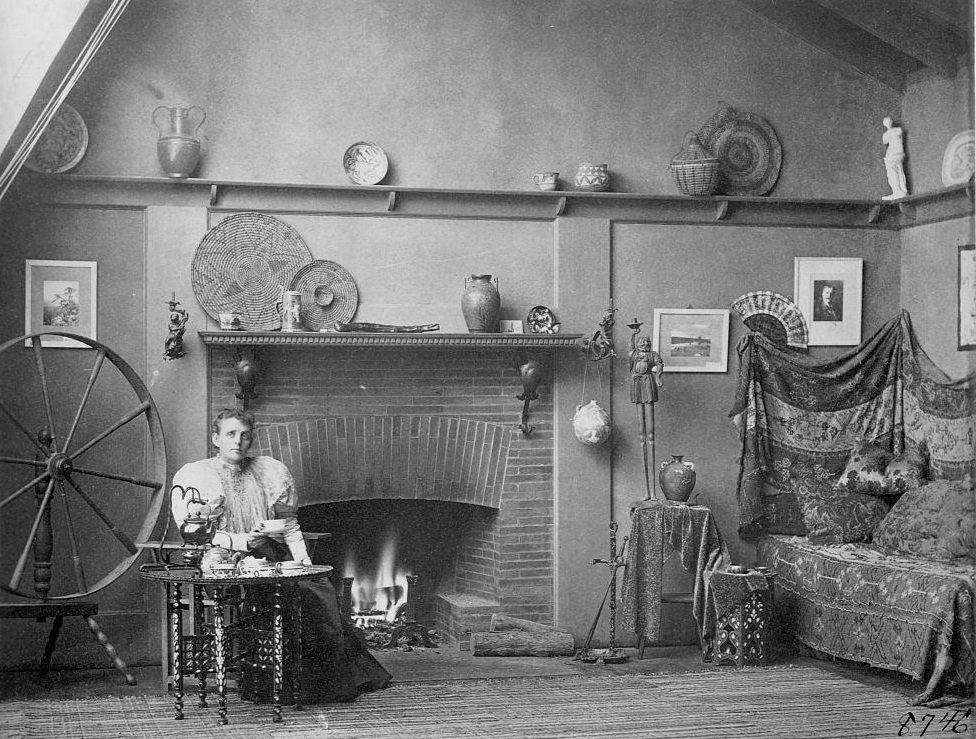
211, 407, 256, 435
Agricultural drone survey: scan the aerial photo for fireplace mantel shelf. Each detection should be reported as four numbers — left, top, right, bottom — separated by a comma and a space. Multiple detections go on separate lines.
198, 330, 584, 349
17, 173, 974, 229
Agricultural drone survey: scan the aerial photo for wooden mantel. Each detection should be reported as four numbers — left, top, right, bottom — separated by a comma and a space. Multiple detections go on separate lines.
13, 173, 974, 230
199, 330, 584, 349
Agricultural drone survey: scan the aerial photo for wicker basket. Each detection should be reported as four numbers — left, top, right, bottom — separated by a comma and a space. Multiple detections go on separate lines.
670, 132, 720, 196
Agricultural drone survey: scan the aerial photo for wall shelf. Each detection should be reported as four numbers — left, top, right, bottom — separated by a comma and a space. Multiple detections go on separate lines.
198, 330, 584, 349
14, 173, 973, 230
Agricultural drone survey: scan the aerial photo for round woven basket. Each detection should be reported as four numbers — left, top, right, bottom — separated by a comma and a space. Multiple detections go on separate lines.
191, 213, 313, 330
289, 260, 359, 330
670, 131, 720, 196
670, 160, 721, 196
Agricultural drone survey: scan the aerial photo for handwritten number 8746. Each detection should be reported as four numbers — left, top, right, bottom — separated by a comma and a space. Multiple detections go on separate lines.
898, 709, 971, 736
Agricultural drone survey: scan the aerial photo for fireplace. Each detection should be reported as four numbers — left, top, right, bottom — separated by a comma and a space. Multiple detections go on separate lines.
209, 346, 556, 644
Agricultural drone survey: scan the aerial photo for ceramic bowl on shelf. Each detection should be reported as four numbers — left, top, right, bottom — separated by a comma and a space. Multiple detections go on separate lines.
533, 172, 559, 191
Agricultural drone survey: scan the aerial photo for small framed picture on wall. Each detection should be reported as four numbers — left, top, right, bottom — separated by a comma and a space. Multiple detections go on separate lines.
959, 244, 976, 351
794, 257, 863, 346
652, 308, 730, 373
24, 259, 97, 348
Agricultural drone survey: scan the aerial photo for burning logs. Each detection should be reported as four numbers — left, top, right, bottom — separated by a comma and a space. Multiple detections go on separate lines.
470, 614, 575, 657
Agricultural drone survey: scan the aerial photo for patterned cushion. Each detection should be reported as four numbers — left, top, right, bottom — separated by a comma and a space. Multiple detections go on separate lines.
799, 480, 891, 544
872, 479, 976, 561
884, 447, 926, 495
835, 441, 893, 497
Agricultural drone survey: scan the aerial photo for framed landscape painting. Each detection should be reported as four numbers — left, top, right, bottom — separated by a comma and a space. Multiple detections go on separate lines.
794, 257, 863, 346
960, 244, 976, 350
24, 259, 97, 348
652, 308, 730, 373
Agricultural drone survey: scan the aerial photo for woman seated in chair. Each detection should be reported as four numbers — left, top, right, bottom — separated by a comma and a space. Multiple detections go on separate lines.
170, 407, 392, 703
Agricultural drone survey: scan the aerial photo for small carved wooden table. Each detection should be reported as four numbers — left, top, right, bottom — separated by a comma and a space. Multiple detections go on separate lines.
704, 567, 776, 667
140, 564, 332, 725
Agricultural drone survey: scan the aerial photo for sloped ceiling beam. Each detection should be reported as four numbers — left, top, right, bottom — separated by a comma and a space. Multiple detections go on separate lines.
0, 0, 129, 203
812, 0, 969, 77
733, 0, 920, 93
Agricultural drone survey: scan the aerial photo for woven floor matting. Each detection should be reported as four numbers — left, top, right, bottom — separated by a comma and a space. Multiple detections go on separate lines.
0, 667, 922, 739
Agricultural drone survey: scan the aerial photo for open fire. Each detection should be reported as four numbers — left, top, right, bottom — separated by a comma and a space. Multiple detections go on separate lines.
341, 532, 439, 649
344, 534, 411, 628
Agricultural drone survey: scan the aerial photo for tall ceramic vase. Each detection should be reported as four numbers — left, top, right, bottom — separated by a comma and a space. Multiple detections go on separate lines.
659, 455, 697, 502
461, 274, 500, 333
153, 105, 206, 179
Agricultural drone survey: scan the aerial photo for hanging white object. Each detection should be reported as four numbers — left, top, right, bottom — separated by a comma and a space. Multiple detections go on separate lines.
573, 400, 611, 446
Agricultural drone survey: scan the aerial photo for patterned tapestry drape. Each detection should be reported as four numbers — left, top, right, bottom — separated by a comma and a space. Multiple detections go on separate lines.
729, 310, 976, 540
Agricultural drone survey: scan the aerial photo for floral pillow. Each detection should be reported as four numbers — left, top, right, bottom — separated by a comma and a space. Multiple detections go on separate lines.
883, 447, 926, 495
872, 479, 976, 561
835, 441, 893, 497
800, 479, 891, 544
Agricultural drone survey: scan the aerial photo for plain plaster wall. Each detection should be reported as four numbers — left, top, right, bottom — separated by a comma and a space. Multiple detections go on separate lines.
70, 0, 901, 197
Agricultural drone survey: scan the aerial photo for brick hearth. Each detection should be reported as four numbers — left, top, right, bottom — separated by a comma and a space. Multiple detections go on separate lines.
209, 347, 555, 642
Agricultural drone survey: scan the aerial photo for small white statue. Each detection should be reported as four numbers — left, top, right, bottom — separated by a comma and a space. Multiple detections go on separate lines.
882, 117, 909, 200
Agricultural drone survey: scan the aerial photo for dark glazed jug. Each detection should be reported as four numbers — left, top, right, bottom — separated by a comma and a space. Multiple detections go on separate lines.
461, 274, 500, 333
659, 455, 697, 502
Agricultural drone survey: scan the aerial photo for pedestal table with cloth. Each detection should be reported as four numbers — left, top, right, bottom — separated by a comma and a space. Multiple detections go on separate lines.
620, 500, 732, 658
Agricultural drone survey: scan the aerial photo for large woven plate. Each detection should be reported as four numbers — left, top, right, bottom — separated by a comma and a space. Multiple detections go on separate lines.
24, 103, 88, 174
289, 260, 359, 330
191, 213, 313, 330
702, 107, 782, 196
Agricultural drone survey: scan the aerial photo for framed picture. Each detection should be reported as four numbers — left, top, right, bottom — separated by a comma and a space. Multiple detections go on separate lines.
24, 259, 97, 348
960, 244, 976, 350
794, 257, 863, 346
499, 319, 524, 334
652, 308, 730, 373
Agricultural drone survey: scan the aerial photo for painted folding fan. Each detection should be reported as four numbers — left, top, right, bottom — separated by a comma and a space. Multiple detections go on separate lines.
730, 291, 809, 349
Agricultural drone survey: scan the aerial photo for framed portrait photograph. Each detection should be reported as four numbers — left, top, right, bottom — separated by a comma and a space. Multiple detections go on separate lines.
794, 257, 863, 346
24, 259, 97, 348
652, 308, 730, 373
960, 244, 976, 350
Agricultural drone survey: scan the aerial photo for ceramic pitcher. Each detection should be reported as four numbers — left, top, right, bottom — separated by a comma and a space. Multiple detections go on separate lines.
152, 105, 206, 179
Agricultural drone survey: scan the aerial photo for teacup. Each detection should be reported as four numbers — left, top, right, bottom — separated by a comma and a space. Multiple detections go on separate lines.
255, 518, 296, 536
219, 312, 242, 330
533, 172, 559, 191
275, 561, 306, 575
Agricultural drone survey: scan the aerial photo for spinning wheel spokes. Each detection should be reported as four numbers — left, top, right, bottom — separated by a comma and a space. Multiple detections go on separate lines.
67, 401, 152, 462
63, 348, 106, 453
0, 331, 167, 600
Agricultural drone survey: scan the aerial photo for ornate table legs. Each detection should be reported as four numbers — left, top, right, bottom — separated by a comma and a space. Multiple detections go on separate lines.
168, 581, 184, 720
211, 585, 227, 725
272, 582, 284, 723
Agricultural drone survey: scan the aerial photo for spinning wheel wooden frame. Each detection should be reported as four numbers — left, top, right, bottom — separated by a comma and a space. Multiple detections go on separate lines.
0, 331, 167, 601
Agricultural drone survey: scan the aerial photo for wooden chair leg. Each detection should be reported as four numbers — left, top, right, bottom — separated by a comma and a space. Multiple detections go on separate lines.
38, 615, 64, 676
83, 615, 137, 686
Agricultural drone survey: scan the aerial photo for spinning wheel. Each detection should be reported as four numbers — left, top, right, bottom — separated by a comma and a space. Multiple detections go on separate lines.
0, 331, 167, 601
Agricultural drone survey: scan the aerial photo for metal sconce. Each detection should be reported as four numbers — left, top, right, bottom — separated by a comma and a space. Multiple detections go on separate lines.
233, 348, 260, 410
163, 293, 189, 360
515, 353, 544, 436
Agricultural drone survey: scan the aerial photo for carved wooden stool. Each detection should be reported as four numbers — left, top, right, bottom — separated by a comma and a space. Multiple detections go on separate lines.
707, 568, 776, 667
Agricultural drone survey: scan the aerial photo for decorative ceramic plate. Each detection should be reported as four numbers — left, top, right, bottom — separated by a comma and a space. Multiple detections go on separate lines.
701, 105, 782, 196
191, 212, 313, 330
289, 259, 359, 330
342, 141, 388, 185
526, 305, 560, 334
730, 291, 808, 349
24, 103, 88, 174
941, 130, 975, 187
